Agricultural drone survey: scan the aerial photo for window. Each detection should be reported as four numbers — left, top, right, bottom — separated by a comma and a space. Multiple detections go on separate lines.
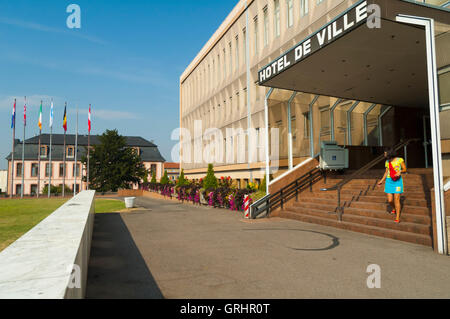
301, 0, 309, 16
132, 147, 140, 156
45, 163, 52, 178
30, 184, 38, 196
15, 184, 22, 195
254, 16, 259, 55
228, 42, 233, 74
31, 163, 39, 177
263, 6, 269, 46
67, 146, 74, 158
40, 145, 48, 158
287, 0, 294, 28
235, 35, 239, 69
217, 54, 220, 82
151, 164, 157, 174
274, 0, 280, 38
320, 107, 331, 134
303, 112, 311, 138
59, 163, 66, 177
73, 163, 81, 177
243, 28, 247, 64
16, 163, 22, 177
223, 48, 226, 78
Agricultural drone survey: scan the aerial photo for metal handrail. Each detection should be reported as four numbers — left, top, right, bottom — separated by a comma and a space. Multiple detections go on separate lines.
250, 167, 323, 219
321, 138, 421, 221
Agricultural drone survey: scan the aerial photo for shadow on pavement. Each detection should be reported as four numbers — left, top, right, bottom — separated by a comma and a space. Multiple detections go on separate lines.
86, 213, 164, 299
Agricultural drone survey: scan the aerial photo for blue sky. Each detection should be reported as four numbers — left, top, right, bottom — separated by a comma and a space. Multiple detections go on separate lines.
0, 0, 238, 169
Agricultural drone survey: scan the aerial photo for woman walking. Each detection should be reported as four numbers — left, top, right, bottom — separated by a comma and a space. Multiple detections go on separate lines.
377, 148, 407, 223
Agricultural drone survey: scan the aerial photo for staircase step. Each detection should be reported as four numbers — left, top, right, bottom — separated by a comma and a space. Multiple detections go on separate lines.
287, 204, 431, 226
300, 192, 429, 207
292, 200, 431, 217
275, 210, 432, 247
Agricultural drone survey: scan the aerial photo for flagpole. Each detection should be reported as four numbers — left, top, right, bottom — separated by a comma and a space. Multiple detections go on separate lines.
62, 102, 67, 198
21, 96, 26, 199
48, 99, 53, 198
37, 101, 42, 198
87, 104, 91, 191
74, 106, 78, 196
37, 130, 41, 198
10, 99, 16, 198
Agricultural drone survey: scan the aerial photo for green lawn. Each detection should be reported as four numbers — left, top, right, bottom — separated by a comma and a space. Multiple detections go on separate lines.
0, 197, 125, 252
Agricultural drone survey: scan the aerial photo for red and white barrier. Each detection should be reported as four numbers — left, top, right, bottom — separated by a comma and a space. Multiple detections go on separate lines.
244, 195, 250, 219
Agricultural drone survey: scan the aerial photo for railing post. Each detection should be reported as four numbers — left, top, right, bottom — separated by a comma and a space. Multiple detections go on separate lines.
337, 185, 342, 222
309, 172, 312, 192
280, 189, 284, 209
295, 180, 298, 201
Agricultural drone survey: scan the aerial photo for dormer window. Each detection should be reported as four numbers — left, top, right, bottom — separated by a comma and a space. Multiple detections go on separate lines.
40, 145, 48, 158
67, 146, 75, 158
132, 147, 140, 156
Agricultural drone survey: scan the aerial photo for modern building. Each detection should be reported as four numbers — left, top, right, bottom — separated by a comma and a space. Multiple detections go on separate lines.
164, 162, 180, 182
5, 134, 166, 196
180, 0, 449, 253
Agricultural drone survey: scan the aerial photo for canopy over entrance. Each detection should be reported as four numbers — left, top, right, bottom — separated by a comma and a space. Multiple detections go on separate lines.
257, 0, 450, 108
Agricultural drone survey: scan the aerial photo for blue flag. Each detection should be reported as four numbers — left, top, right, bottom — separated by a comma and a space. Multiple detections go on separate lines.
11, 99, 16, 129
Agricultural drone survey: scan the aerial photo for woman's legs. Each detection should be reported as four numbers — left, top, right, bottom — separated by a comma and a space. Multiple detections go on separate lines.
394, 193, 402, 221
387, 193, 395, 211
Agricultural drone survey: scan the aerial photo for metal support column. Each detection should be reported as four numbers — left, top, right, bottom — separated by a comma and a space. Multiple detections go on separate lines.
264, 88, 274, 195
378, 106, 392, 147
330, 99, 343, 141
347, 101, 360, 146
363, 103, 377, 146
309, 95, 319, 158
287, 92, 297, 170
397, 14, 447, 255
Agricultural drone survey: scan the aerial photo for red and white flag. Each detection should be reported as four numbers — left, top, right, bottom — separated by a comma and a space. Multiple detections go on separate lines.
23, 97, 27, 126
88, 104, 91, 132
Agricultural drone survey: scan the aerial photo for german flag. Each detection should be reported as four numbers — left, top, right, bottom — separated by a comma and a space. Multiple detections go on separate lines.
63, 103, 67, 132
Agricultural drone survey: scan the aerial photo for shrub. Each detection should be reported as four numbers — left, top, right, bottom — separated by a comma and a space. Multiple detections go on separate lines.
203, 164, 218, 190
160, 170, 170, 185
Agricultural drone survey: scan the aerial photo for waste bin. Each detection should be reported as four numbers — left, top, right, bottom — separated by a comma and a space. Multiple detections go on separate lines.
124, 197, 136, 208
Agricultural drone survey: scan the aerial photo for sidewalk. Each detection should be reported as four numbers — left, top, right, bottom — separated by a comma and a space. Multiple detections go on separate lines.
86, 196, 450, 299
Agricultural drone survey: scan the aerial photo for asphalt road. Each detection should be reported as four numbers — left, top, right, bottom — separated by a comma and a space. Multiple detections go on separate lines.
86, 196, 450, 299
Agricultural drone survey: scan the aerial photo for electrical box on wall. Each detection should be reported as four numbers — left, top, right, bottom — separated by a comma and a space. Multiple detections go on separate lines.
319, 141, 349, 170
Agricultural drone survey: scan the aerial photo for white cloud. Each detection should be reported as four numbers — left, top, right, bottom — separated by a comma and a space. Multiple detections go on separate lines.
0, 17, 106, 45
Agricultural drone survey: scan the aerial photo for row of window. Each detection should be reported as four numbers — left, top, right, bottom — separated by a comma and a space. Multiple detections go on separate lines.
184, 0, 323, 110
15, 183, 80, 196
14, 162, 81, 178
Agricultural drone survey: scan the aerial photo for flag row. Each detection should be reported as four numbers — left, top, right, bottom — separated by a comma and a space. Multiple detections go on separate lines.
11, 97, 92, 133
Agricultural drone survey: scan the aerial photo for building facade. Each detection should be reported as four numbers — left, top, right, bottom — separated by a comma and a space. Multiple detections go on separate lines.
5, 134, 166, 196
180, 0, 449, 188
164, 162, 180, 182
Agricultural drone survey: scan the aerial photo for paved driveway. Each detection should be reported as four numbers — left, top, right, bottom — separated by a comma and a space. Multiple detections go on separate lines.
86, 196, 450, 299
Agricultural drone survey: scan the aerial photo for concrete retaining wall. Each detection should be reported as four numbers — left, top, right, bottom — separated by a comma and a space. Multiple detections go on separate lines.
0, 190, 96, 299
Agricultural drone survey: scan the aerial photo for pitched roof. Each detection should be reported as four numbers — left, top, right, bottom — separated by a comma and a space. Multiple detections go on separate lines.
164, 162, 180, 169
5, 134, 166, 162
23, 134, 157, 147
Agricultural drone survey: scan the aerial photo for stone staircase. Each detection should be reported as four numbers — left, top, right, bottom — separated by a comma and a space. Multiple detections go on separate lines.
273, 169, 434, 246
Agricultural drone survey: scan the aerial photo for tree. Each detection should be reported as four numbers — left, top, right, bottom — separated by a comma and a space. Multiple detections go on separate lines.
160, 170, 170, 185
203, 163, 218, 190
177, 169, 189, 187
150, 170, 157, 183
82, 129, 147, 192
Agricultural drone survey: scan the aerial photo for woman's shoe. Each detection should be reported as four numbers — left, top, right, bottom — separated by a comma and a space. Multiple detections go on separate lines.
389, 209, 396, 215
394, 218, 400, 223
